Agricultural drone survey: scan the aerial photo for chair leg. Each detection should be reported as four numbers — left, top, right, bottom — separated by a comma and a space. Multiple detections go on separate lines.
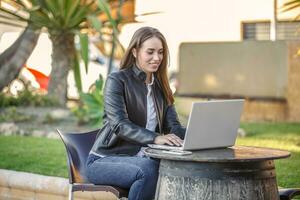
69, 184, 73, 200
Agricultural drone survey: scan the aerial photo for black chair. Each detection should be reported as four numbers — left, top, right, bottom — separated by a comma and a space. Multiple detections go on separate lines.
57, 129, 128, 200
279, 188, 300, 200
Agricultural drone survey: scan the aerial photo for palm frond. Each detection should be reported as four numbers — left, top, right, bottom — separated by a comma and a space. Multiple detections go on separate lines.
0, 12, 22, 20
73, 52, 83, 92
281, 3, 300, 12
57, 0, 65, 16
64, 0, 80, 26
295, 13, 300, 20
44, 0, 60, 18
29, 10, 53, 28
79, 33, 89, 73
280, 0, 300, 12
0, 19, 26, 27
88, 14, 103, 32
97, 0, 118, 33
283, 0, 300, 7
0, 7, 29, 22
67, 6, 89, 28
14, 0, 29, 9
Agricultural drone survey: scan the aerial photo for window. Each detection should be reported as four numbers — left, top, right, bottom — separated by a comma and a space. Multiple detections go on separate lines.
242, 21, 300, 40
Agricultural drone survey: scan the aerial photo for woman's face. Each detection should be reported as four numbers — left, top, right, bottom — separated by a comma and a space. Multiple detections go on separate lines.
133, 36, 163, 75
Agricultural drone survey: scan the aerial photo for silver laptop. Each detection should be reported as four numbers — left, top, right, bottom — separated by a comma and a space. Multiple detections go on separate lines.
148, 99, 244, 151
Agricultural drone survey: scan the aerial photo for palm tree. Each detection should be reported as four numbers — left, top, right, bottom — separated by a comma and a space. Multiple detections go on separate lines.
0, 0, 121, 105
0, 25, 39, 90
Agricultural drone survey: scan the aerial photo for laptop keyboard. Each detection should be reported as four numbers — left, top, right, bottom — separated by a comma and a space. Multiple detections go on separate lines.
148, 144, 183, 151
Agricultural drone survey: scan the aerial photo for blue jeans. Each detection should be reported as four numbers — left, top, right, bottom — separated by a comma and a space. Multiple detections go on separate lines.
86, 154, 159, 200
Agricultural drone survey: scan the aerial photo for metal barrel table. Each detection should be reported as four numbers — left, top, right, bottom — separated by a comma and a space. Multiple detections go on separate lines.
144, 146, 290, 200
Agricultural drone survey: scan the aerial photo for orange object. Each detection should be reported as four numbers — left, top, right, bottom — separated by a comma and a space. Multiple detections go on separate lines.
25, 65, 49, 90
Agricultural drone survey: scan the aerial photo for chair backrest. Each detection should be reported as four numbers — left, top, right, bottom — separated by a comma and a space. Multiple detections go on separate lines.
57, 129, 99, 184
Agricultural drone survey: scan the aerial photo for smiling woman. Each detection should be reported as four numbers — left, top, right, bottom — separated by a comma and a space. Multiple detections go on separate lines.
86, 27, 186, 200
132, 37, 164, 83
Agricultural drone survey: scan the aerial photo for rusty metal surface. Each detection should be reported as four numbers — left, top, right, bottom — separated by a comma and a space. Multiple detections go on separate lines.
145, 146, 290, 162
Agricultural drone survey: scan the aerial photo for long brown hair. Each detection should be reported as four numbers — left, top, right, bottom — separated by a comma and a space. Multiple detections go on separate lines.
120, 27, 174, 105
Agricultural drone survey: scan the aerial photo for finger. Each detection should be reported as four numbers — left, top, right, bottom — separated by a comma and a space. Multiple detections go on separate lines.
167, 134, 178, 139
168, 137, 181, 146
168, 134, 183, 145
174, 139, 183, 146
177, 138, 184, 144
163, 135, 181, 146
169, 134, 181, 140
173, 139, 182, 146
169, 134, 177, 138
164, 139, 174, 146
173, 138, 183, 146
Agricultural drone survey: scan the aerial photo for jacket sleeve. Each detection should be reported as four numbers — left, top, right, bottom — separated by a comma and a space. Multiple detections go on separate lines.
163, 105, 186, 139
104, 74, 159, 145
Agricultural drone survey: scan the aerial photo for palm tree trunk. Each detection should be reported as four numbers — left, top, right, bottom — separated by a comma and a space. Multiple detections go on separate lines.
0, 26, 40, 91
48, 33, 75, 106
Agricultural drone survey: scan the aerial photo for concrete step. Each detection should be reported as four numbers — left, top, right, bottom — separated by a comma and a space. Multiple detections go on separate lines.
0, 169, 117, 200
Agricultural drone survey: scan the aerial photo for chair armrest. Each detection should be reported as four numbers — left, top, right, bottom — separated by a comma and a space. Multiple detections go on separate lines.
279, 188, 300, 200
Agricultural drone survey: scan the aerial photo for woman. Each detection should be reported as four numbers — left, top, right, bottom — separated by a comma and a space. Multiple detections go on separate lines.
86, 26, 185, 200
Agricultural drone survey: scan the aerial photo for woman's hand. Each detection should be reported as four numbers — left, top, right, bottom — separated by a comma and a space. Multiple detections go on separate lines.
154, 134, 183, 146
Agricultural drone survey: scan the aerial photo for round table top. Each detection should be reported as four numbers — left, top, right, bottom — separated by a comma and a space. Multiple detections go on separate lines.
144, 146, 290, 162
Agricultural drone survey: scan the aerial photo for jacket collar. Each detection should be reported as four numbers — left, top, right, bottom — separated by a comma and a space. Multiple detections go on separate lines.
132, 64, 147, 82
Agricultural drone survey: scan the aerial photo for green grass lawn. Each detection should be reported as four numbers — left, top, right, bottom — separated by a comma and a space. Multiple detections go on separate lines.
237, 123, 300, 188
0, 122, 299, 188
0, 135, 68, 178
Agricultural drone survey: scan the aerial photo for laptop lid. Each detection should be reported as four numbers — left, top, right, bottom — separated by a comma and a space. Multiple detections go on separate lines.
182, 99, 244, 150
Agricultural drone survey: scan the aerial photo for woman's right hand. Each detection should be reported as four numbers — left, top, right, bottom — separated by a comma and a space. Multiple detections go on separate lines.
154, 134, 183, 146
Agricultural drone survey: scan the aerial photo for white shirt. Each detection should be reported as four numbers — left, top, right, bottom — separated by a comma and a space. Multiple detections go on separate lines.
136, 75, 158, 157
145, 75, 158, 131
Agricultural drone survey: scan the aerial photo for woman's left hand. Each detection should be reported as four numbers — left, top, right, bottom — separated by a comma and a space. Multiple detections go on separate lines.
154, 134, 183, 146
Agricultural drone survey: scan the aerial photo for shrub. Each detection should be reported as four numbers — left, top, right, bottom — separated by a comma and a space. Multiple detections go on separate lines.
72, 75, 104, 126
0, 88, 59, 108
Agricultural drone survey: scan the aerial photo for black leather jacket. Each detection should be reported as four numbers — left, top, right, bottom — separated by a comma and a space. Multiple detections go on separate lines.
90, 65, 186, 156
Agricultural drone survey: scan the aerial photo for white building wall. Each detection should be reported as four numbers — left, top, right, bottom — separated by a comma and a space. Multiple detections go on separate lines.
119, 0, 298, 71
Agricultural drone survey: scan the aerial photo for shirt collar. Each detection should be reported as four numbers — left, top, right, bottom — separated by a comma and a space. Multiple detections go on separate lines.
147, 74, 155, 86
